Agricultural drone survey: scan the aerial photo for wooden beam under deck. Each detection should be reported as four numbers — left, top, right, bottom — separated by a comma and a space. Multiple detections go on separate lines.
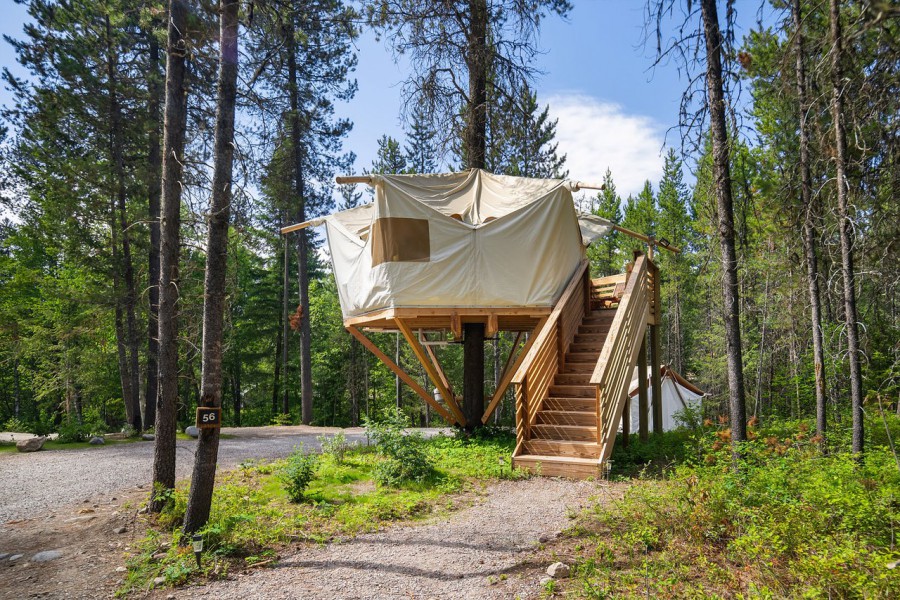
346, 325, 457, 425
395, 318, 467, 426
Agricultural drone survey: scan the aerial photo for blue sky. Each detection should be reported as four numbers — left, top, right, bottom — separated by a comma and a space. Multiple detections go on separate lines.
1, 0, 775, 200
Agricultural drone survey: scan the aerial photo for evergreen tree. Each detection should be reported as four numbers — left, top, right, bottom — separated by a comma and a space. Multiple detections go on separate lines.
587, 168, 623, 277
404, 106, 438, 173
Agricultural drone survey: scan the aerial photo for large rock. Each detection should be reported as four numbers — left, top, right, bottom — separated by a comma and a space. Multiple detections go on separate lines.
184, 426, 199, 438
546, 561, 570, 579
16, 436, 46, 452
89, 436, 105, 445
32, 550, 63, 562
141, 433, 155, 441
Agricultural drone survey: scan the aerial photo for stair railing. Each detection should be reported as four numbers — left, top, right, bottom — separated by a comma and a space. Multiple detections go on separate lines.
590, 255, 652, 463
512, 259, 589, 454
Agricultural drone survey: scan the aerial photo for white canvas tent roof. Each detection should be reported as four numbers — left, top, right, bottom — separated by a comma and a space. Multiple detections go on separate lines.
318, 170, 613, 319
623, 366, 706, 432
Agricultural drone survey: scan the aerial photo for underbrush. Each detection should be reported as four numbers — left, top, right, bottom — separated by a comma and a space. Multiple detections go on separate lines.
120, 428, 524, 595
562, 417, 900, 598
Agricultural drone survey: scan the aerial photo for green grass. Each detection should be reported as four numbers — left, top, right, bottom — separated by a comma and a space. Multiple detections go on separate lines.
558, 415, 900, 599
120, 430, 525, 594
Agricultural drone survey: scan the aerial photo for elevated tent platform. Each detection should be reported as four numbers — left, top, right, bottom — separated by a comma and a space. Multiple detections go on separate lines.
283, 169, 677, 478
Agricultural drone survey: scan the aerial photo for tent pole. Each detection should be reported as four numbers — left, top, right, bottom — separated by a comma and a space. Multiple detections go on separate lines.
638, 334, 649, 442
650, 325, 663, 435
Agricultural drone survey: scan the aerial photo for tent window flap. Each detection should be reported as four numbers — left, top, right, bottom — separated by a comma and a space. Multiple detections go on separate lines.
371, 217, 431, 266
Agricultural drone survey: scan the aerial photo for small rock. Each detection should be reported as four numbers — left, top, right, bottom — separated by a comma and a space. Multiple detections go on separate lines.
16, 436, 46, 452
138, 506, 148, 514
141, 433, 155, 441
539, 576, 553, 586
114, 526, 127, 534
152, 552, 166, 560
166, 595, 175, 600
185, 425, 199, 438
153, 576, 166, 586
9, 554, 24, 561
89, 436, 105, 445
546, 561, 570, 579
32, 550, 63, 562
0, 553, 8, 560
115, 566, 127, 573
538, 533, 551, 543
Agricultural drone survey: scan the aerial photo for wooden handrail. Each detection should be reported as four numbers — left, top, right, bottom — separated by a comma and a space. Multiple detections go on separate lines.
590, 255, 652, 463
512, 260, 588, 451
511, 260, 588, 385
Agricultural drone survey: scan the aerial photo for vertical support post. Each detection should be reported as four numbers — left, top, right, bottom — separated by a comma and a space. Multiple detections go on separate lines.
463, 322, 485, 430
638, 334, 649, 442
621, 395, 630, 448
650, 324, 663, 434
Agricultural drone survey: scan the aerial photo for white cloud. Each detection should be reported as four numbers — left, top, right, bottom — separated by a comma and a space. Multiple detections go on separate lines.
546, 93, 665, 200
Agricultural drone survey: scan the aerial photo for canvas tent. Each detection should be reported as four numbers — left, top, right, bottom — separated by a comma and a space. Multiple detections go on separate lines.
307, 170, 613, 319
624, 366, 706, 432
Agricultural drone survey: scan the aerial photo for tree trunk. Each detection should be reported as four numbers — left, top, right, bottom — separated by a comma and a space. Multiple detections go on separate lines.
13, 357, 21, 418
272, 307, 282, 415
111, 204, 136, 430
286, 18, 314, 426
145, 18, 163, 430
281, 235, 290, 415
792, 0, 828, 445
183, 0, 239, 534
460, 0, 489, 428
700, 0, 747, 453
395, 333, 402, 409
829, 0, 864, 456
465, 0, 488, 170
463, 323, 485, 430
151, 0, 189, 513
107, 14, 142, 433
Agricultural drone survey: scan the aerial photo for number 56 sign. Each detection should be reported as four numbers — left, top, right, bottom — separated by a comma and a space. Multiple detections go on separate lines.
196, 407, 222, 429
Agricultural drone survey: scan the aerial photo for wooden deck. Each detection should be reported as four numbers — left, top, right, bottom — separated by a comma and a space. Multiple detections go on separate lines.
345, 256, 662, 479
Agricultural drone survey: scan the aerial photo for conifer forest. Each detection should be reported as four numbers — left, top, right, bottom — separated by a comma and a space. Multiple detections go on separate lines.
0, 0, 897, 456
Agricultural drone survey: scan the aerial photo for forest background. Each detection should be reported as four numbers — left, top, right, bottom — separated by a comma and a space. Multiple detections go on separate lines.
0, 0, 896, 446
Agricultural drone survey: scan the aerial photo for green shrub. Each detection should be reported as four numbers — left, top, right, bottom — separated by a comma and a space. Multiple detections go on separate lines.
365, 407, 434, 486
56, 419, 91, 443
279, 445, 319, 502
575, 419, 900, 597
318, 431, 352, 465
2, 417, 29, 433
271, 413, 293, 426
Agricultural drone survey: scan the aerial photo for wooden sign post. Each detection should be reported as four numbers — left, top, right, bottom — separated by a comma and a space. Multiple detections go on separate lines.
196, 407, 222, 429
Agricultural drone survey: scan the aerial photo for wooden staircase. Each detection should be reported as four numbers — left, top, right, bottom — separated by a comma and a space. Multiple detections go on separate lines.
511, 255, 657, 479
514, 309, 614, 477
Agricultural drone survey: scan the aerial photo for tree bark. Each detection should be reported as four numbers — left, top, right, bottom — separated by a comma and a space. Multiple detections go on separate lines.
463, 323, 485, 430
151, 0, 189, 513
465, 0, 488, 171
285, 18, 314, 425
272, 306, 282, 415
13, 357, 21, 418
829, 0, 864, 456
700, 0, 747, 452
281, 235, 290, 415
792, 0, 828, 445
145, 18, 163, 430
183, 0, 239, 534
106, 14, 142, 433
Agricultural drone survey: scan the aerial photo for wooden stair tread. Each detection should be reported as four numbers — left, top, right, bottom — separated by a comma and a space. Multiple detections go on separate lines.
514, 454, 598, 465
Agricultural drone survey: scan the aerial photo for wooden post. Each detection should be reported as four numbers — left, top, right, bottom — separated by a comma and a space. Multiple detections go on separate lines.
650, 324, 663, 435
621, 395, 630, 448
638, 334, 649, 442
463, 323, 485, 431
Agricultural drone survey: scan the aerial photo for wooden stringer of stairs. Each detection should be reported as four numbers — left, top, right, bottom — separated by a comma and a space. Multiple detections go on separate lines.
512, 255, 656, 479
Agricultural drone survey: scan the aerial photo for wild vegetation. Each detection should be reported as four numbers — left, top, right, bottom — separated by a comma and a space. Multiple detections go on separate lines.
120, 426, 522, 593
549, 412, 900, 598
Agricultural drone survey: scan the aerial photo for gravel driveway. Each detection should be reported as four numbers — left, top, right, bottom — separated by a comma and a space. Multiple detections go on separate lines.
1, 426, 445, 523
164, 477, 618, 600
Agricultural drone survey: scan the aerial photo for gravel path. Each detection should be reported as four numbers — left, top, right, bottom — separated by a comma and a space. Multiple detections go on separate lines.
1, 426, 444, 523
174, 477, 612, 600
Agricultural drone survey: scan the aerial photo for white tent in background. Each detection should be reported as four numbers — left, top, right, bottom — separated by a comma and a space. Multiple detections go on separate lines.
624, 366, 706, 432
